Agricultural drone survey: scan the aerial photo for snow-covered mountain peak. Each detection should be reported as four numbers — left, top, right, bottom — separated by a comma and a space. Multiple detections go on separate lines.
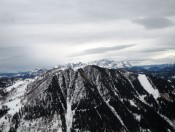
54, 59, 136, 71
89, 59, 132, 69
29, 68, 47, 76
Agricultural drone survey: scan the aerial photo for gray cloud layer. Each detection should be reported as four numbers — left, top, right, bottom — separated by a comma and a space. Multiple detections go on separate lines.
83, 44, 136, 54
0, 0, 175, 72
1, 0, 175, 24
133, 17, 174, 29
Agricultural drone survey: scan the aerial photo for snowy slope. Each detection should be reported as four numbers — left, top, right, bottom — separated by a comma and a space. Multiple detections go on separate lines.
138, 74, 160, 99
0, 79, 34, 131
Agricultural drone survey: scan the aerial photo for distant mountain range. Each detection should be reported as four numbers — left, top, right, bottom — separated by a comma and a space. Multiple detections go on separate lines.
0, 59, 137, 78
54, 59, 138, 70
1, 59, 174, 79
0, 68, 47, 79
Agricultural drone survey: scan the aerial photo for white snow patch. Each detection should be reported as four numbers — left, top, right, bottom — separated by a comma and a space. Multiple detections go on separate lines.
139, 95, 146, 102
129, 100, 137, 107
4, 99, 21, 115
138, 74, 159, 99
5, 80, 24, 92
133, 114, 141, 121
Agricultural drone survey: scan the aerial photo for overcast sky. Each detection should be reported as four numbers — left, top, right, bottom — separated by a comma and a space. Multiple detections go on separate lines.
0, 0, 175, 72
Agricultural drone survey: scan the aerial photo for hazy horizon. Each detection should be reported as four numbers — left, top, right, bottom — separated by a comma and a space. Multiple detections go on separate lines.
0, 58, 175, 73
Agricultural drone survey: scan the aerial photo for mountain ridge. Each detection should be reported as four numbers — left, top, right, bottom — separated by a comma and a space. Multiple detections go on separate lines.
0, 65, 175, 131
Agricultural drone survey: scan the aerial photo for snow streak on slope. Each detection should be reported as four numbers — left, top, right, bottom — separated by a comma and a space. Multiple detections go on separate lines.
106, 99, 128, 131
138, 74, 160, 99
66, 101, 73, 132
